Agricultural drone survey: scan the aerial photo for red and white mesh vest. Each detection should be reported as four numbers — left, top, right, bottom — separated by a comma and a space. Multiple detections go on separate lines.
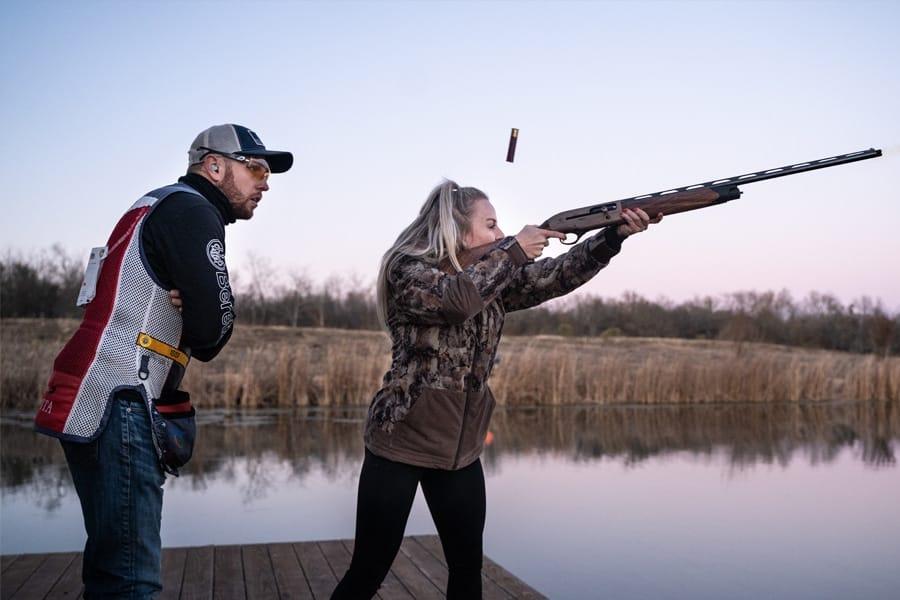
35, 184, 201, 442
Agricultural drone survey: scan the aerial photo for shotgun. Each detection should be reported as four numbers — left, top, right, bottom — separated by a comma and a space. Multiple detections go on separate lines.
453, 148, 882, 269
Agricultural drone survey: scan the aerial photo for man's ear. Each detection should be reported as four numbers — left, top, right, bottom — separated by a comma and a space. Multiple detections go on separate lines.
204, 155, 225, 183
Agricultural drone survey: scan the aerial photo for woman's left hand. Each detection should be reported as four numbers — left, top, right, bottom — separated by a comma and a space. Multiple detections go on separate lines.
616, 208, 663, 238
169, 289, 183, 313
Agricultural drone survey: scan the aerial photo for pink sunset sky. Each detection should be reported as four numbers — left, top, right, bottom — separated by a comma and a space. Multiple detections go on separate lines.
3, 2, 899, 309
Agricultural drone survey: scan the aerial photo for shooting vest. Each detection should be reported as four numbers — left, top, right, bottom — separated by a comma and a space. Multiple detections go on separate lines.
35, 184, 200, 442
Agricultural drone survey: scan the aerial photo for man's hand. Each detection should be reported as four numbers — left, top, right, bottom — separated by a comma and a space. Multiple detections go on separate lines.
169, 289, 183, 313
616, 208, 663, 237
515, 226, 566, 260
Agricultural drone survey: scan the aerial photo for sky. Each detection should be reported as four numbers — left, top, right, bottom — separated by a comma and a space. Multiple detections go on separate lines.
2, 0, 899, 309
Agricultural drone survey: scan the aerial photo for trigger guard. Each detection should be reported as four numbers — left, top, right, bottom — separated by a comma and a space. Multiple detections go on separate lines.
561, 232, 583, 246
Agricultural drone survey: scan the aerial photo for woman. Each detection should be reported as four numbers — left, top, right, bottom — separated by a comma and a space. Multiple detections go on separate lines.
332, 180, 660, 599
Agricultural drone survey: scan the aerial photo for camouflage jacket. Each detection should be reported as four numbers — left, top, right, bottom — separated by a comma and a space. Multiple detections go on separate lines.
364, 230, 624, 469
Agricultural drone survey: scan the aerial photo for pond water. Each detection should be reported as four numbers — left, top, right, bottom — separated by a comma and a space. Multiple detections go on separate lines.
2, 401, 899, 599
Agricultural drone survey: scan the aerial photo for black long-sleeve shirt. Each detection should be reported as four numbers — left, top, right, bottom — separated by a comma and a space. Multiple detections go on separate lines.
141, 173, 236, 362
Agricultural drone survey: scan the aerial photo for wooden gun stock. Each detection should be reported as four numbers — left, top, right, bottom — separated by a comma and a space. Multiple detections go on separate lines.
439, 242, 502, 274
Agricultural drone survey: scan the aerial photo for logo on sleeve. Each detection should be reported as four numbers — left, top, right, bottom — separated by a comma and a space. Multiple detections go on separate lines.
206, 239, 226, 271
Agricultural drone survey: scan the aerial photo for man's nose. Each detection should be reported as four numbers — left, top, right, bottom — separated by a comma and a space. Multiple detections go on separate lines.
495, 228, 505, 240
259, 180, 270, 192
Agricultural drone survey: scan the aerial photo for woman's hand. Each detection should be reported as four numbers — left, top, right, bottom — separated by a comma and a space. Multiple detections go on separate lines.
515, 226, 566, 260
169, 289, 183, 313
616, 208, 663, 238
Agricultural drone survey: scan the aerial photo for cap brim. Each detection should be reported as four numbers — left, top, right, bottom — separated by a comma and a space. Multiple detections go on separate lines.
240, 150, 293, 174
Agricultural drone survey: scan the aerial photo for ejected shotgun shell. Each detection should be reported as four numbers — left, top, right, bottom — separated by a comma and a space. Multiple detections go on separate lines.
506, 128, 518, 162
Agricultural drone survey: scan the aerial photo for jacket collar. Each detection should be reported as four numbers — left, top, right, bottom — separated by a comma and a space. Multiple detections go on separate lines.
178, 173, 236, 225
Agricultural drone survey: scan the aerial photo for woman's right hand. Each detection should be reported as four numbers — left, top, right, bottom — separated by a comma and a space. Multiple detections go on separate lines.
515, 226, 566, 260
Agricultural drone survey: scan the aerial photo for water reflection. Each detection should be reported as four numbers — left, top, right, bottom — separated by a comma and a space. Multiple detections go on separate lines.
3, 401, 897, 513
4, 402, 900, 598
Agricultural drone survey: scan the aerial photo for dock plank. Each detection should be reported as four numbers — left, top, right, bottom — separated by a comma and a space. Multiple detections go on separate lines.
293, 542, 336, 600
44, 554, 83, 599
243, 544, 278, 599
0, 556, 19, 572
411, 536, 511, 600
159, 547, 186, 600
11, 552, 76, 600
339, 540, 413, 600
180, 545, 213, 600
268, 543, 313, 600
482, 556, 547, 600
214, 545, 245, 600
1, 553, 46, 599
1, 536, 543, 600
317, 540, 351, 581
381, 562, 414, 598
399, 537, 448, 592
384, 545, 443, 600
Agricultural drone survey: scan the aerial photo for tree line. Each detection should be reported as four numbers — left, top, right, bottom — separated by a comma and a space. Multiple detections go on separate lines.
2, 249, 896, 355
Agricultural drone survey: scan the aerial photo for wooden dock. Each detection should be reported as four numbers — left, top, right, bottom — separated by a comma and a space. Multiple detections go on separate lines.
0, 535, 545, 599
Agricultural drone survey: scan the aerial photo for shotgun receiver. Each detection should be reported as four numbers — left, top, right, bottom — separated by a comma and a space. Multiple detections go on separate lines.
448, 148, 882, 271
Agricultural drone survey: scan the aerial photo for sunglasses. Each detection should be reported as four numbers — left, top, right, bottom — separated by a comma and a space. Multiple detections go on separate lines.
201, 149, 271, 181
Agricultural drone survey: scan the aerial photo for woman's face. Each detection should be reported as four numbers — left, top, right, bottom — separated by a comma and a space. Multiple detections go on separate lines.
462, 198, 505, 249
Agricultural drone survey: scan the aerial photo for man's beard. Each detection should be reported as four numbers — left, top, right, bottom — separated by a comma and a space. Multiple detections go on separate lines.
220, 167, 253, 219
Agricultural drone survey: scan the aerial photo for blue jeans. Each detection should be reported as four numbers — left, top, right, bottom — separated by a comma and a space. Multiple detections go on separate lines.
62, 390, 166, 599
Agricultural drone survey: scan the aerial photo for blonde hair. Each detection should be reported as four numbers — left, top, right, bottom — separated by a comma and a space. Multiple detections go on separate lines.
376, 179, 487, 327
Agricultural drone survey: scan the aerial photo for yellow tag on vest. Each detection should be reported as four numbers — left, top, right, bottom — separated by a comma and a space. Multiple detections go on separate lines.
136, 332, 189, 368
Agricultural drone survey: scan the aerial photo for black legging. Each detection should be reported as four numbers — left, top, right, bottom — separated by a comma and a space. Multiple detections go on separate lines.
331, 449, 486, 599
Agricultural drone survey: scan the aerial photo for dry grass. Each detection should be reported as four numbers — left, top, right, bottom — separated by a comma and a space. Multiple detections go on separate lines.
2, 318, 898, 410
492, 335, 900, 405
176, 325, 391, 408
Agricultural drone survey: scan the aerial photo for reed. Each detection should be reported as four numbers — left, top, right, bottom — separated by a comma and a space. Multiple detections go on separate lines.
179, 328, 390, 408
2, 319, 898, 409
490, 336, 900, 405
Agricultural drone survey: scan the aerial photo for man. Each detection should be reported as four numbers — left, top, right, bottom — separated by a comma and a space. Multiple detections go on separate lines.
34, 124, 293, 598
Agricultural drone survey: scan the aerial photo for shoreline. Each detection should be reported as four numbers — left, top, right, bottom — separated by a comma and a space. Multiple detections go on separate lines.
3, 318, 898, 410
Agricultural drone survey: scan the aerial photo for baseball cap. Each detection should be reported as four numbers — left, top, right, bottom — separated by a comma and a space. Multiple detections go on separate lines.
188, 124, 293, 173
